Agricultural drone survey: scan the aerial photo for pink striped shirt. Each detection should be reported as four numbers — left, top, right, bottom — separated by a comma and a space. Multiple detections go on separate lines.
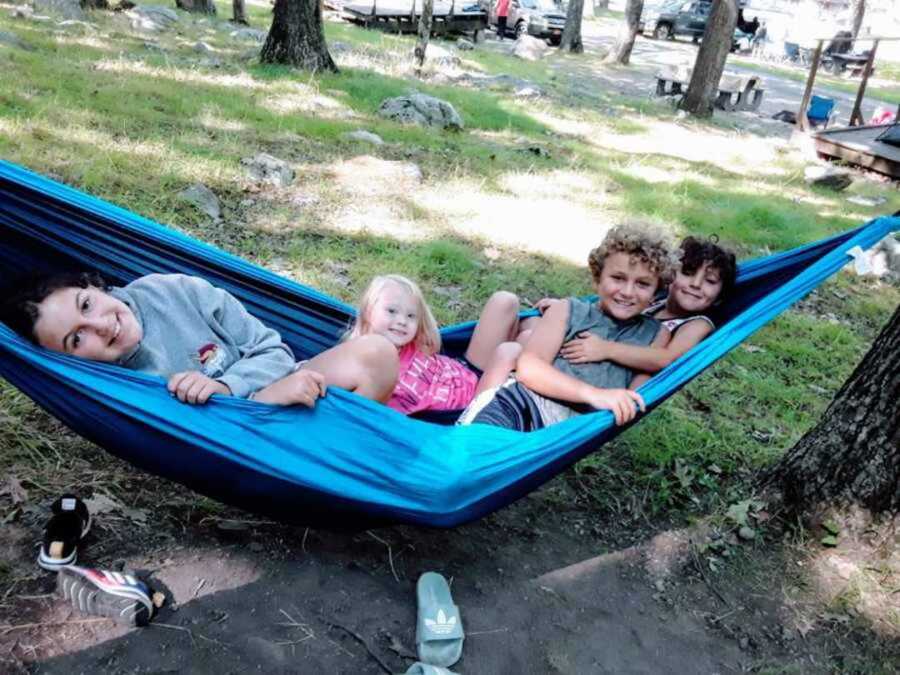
387, 343, 479, 415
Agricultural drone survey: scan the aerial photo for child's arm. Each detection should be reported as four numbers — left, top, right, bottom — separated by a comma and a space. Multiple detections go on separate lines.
628, 327, 679, 390
516, 300, 644, 426
561, 319, 713, 373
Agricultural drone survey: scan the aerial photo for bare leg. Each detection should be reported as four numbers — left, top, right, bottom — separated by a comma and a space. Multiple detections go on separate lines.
475, 341, 521, 395
465, 291, 520, 370
301, 334, 398, 402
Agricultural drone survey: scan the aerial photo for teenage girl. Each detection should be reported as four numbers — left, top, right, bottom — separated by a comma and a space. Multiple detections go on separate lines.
347, 274, 523, 415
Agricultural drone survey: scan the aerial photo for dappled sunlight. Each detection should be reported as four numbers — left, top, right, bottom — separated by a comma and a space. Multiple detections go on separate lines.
620, 163, 713, 186
52, 35, 117, 52
198, 106, 248, 132
262, 90, 355, 119
94, 58, 266, 91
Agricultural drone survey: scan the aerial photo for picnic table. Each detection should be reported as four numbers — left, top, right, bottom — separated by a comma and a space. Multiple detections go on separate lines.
655, 65, 765, 112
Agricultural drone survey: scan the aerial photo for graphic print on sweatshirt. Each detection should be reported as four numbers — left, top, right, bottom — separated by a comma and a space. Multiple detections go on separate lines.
193, 342, 227, 378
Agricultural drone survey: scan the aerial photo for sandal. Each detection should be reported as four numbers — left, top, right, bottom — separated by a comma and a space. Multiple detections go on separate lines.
38, 494, 91, 571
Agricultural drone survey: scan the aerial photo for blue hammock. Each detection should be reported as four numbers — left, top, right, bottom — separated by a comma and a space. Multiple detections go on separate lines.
0, 160, 896, 528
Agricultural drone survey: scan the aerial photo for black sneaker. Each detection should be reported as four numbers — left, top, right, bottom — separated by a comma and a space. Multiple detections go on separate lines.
57, 566, 155, 626
38, 494, 92, 571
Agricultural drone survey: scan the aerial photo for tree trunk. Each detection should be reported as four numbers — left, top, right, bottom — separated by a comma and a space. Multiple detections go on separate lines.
232, 0, 249, 24
768, 304, 900, 515
850, 0, 865, 39
559, 0, 584, 53
175, 0, 217, 14
679, 0, 737, 118
592, 0, 608, 16
82, 0, 109, 9
604, 0, 642, 65
261, 0, 337, 72
414, 0, 435, 69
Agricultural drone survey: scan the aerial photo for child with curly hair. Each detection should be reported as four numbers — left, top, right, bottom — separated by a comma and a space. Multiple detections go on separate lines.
460, 223, 678, 431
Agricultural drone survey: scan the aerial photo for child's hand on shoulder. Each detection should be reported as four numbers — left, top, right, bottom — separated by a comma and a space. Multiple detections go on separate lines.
581, 386, 644, 426
168, 371, 231, 405
560, 332, 610, 364
253, 369, 326, 408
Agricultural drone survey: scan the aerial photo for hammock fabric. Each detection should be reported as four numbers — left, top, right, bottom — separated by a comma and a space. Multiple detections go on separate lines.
0, 160, 896, 528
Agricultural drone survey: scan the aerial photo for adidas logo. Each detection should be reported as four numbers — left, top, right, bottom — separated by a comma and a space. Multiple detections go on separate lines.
424, 609, 457, 636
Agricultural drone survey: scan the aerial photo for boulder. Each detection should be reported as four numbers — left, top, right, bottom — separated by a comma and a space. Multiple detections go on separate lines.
456, 38, 474, 51
11, 5, 33, 18
0, 29, 34, 50
423, 43, 460, 67
178, 183, 221, 220
377, 93, 463, 130
512, 35, 549, 61
32, 0, 84, 19
240, 153, 295, 188
193, 40, 213, 53
804, 165, 853, 191
341, 130, 384, 146
230, 27, 266, 42
129, 5, 178, 32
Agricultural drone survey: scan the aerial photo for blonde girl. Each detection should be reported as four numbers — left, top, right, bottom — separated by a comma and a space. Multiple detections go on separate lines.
348, 274, 523, 415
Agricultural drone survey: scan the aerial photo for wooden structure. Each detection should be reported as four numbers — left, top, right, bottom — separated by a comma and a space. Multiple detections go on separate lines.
336, 0, 488, 37
813, 124, 900, 180
655, 65, 765, 112
796, 36, 900, 132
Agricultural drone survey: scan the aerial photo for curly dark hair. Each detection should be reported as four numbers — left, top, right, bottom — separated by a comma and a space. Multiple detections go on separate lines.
679, 236, 737, 304
587, 222, 678, 291
0, 272, 108, 343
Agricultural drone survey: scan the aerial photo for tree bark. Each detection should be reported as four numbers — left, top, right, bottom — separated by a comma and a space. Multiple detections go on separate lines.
850, 0, 865, 39
82, 0, 110, 9
679, 0, 737, 118
175, 0, 217, 14
604, 0, 642, 65
261, 0, 337, 72
414, 0, 435, 69
232, 0, 249, 24
559, 0, 584, 53
768, 304, 900, 515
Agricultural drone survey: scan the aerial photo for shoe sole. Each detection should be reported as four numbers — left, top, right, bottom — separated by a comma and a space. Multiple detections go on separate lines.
57, 567, 153, 626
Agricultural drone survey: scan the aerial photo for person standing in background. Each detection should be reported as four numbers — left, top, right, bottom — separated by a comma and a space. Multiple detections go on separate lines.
495, 0, 510, 41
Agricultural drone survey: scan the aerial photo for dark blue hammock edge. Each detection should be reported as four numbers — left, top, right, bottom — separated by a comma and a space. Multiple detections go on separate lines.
0, 160, 897, 528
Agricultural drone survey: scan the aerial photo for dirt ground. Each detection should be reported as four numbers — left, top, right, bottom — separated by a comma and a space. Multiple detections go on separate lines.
2, 448, 897, 675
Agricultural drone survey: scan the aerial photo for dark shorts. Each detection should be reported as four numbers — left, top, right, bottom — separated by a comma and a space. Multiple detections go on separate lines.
466, 381, 547, 432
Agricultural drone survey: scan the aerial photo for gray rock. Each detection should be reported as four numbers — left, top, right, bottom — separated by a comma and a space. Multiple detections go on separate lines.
32, 0, 84, 20
178, 184, 221, 220
512, 35, 549, 61
0, 29, 33, 50
129, 5, 178, 32
737, 526, 757, 541
11, 5, 33, 18
56, 19, 97, 32
240, 153, 295, 188
377, 93, 463, 130
804, 165, 853, 191
193, 40, 213, 53
514, 86, 542, 98
342, 130, 384, 146
456, 38, 474, 50
230, 27, 266, 42
424, 43, 460, 67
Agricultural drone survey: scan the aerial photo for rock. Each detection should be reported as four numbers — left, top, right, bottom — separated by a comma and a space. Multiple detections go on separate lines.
240, 153, 295, 188
230, 27, 266, 42
1, 29, 35, 50
846, 195, 887, 207
178, 183, 221, 220
129, 4, 179, 32
377, 93, 463, 130
739, 636, 750, 650
193, 40, 213, 53
32, 0, 84, 20
737, 526, 757, 541
514, 86, 542, 98
512, 35, 549, 61
456, 38, 474, 50
56, 19, 97, 32
341, 130, 384, 146
423, 43, 460, 67
804, 165, 853, 191
11, 5, 33, 18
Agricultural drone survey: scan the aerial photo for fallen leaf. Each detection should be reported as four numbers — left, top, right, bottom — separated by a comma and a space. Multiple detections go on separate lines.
821, 535, 839, 547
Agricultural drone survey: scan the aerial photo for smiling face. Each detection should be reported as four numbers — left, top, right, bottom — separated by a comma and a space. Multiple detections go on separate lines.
366, 282, 420, 349
668, 260, 723, 316
32, 286, 142, 362
595, 251, 660, 321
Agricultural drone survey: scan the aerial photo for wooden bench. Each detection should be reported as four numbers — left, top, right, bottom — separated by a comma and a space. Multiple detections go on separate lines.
655, 66, 765, 112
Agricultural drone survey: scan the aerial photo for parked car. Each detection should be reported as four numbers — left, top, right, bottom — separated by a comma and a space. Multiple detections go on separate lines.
490, 0, 567, 46
641, 0, 750, 50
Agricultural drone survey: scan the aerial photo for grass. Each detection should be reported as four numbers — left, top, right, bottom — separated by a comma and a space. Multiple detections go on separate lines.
0, 2, 899, 530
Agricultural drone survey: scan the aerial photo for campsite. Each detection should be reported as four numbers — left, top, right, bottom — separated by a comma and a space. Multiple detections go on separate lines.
0, 0, 898, 672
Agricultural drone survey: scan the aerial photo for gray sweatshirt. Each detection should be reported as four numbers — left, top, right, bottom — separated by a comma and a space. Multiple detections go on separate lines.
110, 274, 296, 398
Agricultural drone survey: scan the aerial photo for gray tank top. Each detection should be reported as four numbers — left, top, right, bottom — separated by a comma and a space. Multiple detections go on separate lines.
552, 298, 661, 390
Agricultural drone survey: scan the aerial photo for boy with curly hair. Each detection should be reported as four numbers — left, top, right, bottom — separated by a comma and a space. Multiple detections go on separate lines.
460, 223, 677, 431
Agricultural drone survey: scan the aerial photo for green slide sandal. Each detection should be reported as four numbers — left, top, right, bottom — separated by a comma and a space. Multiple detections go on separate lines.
416, 572, 464, 668
402, 663, 460, 675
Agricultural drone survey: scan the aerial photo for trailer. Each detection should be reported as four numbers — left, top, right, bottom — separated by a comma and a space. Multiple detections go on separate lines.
332, 0, 488, 38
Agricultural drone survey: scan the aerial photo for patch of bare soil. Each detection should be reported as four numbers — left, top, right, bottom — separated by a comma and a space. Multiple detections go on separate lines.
1, 446, 897, 674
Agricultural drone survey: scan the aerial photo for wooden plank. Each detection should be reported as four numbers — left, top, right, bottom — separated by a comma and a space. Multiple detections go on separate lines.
813, 124, 900, 179
849, 39, 880, 127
